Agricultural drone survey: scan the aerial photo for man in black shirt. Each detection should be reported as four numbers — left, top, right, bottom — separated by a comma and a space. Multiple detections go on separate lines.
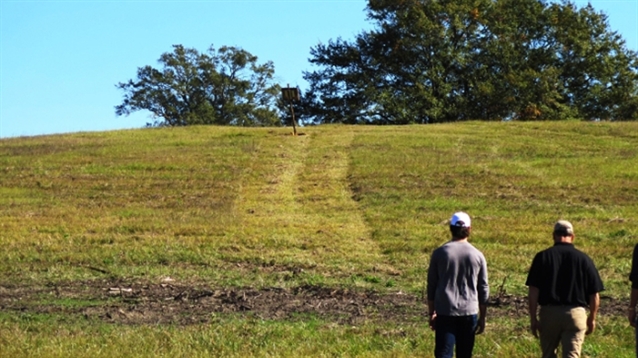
628, 244, 638, 357
526, 220, 604, 358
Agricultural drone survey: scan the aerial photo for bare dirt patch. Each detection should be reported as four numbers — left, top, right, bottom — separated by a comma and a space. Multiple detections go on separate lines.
0, 280, 626, 326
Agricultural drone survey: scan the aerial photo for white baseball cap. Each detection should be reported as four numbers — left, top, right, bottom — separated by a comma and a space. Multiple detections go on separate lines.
554, 220, 574, 235
450, 212, 471, 228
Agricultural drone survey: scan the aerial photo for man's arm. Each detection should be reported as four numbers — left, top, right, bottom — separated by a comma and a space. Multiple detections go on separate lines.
628, 244, 638, 327
587, 292, 600, 335
475, 303, 487, 334
427, 299, 436, 331
476, 257, 489, 334
528, 286, 540, 338
426, 253, 438, 331
629, 288, 638, 327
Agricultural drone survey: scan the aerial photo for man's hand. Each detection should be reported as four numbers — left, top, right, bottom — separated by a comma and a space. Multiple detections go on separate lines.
475, 316, 486, 335
530, 317, 540, 338
629, 308, 636, 327
528, 286, 540, 338
429, 312, 437, 331
586, 315, 596, 335
587, 293, 600, 335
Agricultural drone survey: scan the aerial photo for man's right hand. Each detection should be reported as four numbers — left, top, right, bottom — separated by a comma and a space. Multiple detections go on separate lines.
530, 317, 540, 338
586, 315, 596, 335
475, 316, 486, 335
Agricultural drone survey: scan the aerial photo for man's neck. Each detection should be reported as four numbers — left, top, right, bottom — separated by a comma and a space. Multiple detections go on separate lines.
554, 235, 574, 244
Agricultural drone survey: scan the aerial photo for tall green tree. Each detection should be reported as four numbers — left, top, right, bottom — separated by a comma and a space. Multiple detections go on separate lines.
303, 0, 638, 123
549, 2, 638, 120
116, 45, 281, 126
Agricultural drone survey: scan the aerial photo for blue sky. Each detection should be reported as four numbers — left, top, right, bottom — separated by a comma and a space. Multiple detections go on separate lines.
1, 0, 637, 138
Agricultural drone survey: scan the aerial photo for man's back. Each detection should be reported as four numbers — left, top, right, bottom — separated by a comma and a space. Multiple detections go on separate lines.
526, 243, 603, 307
427, 240, 489, 316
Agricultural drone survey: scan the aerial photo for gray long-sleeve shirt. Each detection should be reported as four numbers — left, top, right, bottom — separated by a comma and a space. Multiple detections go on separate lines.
427, 240, 489, 316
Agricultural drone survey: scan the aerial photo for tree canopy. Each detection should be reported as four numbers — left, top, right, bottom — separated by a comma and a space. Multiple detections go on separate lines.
302, 0, 638, 124
116, 45, 281, 127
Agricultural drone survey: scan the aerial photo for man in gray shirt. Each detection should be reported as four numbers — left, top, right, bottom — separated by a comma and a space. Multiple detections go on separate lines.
427, 211, 489, 358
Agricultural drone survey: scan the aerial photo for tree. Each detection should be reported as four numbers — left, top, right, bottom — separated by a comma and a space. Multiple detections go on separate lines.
116, 45, 282, 126
303, 0, 638, 123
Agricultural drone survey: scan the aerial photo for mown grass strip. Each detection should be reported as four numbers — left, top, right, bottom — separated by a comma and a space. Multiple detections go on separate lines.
219, 126, 395, 288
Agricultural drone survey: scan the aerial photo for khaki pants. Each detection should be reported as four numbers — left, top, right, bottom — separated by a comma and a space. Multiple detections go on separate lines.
539, 305, 588, 358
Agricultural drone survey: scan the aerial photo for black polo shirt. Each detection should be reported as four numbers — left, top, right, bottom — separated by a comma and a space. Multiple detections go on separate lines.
525, 242, 604, 307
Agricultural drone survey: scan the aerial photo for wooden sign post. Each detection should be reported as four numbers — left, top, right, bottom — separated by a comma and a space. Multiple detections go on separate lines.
281, 85, 300, 136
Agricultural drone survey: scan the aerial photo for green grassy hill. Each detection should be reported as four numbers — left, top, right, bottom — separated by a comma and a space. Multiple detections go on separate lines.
1, 122, 637, 357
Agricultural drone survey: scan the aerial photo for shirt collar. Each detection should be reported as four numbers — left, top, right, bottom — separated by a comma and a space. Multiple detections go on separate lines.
553, 242, 574, 247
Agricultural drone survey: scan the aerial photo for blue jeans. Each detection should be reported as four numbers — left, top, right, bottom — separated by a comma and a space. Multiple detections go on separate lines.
434, 314, 478, 358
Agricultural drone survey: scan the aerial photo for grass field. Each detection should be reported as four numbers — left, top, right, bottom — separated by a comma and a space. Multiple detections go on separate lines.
1, 122, 637, 357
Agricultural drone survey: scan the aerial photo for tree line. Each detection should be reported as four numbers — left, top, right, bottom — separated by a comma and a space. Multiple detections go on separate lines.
116, 0, 638, 126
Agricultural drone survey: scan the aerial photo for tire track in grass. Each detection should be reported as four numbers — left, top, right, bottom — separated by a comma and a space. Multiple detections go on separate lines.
293, 127, 397, 277
225, 127, 396, 280
223, 130, 315, 268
